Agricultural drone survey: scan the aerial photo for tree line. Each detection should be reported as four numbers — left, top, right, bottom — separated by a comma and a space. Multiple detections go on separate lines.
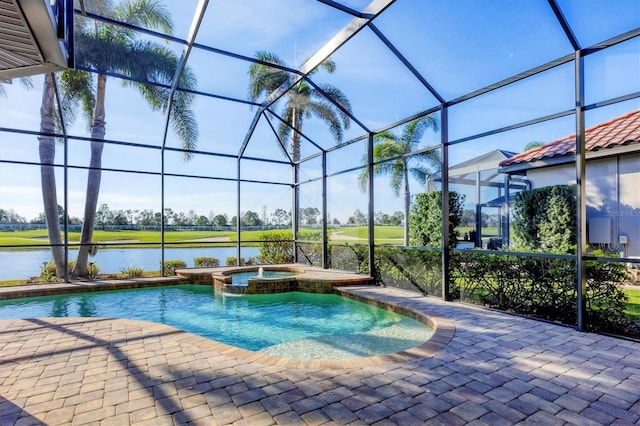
0, 205, 407, 228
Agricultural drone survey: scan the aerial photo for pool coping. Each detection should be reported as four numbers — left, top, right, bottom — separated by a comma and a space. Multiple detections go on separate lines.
0, 274, 454, 369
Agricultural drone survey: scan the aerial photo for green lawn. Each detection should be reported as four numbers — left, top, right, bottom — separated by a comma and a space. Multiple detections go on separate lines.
624, 288, 640, 322
0, 229, 241, 247
0, 225, 499, 248
457, 226, 499, 237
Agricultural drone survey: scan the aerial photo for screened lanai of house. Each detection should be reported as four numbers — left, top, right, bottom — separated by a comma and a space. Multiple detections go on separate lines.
1, 0, 639, 337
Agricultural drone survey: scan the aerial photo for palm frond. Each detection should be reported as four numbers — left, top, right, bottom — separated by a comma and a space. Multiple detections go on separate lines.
414, 149, 442, 171
0, 78, 30, 97
277, 106, 294, 145
170, 94, 198, 159
306, 57, 336, 78
315, 83, 351, 129
306, 101, 344, 142
402, 116, 436, 150
80, 0, 115, 18
58, 70, 96, 128
248, 51, 290, 102
114, 0, 173, 36
358, 152, 369, 192
389, 164, 404, 195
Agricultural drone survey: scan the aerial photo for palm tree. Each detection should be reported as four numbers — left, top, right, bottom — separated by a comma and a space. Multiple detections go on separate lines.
358, 115, 440, 246
38, 73, 66, 277
1, 77, 68, 278
39, 0, 198, 278
247, 51, 352, 162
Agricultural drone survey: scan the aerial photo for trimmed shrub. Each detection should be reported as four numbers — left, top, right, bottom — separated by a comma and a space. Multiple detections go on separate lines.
120, 266, 144, 278
451, 251, 634, 335
39, 261, 57, 283
225, 257, 243, 266
409, 191, 464, 249
512, 184, 576, 252
162, 260, 186, 275
374, 247, 442, 296
40, 259, 77, 282
194, 257, 219, 268
258, 230, 293, 264
329, 244, 368, 274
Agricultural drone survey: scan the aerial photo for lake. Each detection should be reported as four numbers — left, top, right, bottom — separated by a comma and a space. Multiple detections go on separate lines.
0, 246, 260, 281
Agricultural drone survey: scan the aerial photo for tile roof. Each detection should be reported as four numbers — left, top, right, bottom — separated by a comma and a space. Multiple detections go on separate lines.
500, 109, 640, 167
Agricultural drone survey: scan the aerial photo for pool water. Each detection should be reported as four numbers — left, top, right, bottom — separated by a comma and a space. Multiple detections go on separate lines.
230, 270, 295, 284
0, 285, 433, 359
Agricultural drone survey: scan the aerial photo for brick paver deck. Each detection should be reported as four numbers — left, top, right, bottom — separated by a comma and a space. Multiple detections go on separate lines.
1, 285, 639, 425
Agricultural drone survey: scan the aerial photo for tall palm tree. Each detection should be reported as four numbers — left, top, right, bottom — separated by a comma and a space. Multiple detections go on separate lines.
1, 77, 66, 279
247, 51, 352, 162
38, 73, 66, 277
358, 115, 440, 246
39, 0, 198, 278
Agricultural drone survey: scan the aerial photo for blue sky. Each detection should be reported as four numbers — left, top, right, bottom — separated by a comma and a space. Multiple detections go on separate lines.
1, 0, 639, 223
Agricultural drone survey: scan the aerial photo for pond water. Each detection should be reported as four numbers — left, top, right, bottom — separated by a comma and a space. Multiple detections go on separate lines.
0, 247, 260, 281
0, 285, 434, 359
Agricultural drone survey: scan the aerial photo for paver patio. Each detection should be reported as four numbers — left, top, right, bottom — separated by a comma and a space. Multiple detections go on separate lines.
1, 285, 639, 425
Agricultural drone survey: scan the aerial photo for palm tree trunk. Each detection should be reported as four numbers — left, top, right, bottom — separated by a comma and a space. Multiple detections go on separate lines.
290, 108, 300, 162
74, 75, 107, 277
38, 73, 65, 278
403, 159, 410, 246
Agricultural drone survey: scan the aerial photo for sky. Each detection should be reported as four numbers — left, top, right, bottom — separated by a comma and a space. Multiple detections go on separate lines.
1, 0, 639, 224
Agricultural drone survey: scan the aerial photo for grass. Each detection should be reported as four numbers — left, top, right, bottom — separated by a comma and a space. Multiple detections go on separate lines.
0, 229, 240, 248
624, 288, 640, 322
1, 226, 502, 248
457, 226, 499, 237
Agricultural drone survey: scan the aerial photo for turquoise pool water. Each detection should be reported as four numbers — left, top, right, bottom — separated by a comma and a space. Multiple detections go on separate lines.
0, 285, 433, 359
230, 270, 295, 284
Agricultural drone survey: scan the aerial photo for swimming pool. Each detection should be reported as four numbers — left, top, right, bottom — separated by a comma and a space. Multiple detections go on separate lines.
0, 285, 433, 359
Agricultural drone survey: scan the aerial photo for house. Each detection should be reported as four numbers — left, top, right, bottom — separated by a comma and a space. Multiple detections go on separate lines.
439, 149, 524, 248
499, 110, 640, 258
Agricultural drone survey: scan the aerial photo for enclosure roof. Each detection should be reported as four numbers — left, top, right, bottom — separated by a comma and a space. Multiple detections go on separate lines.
500, 109, 640, 170
1, 0, 639, 165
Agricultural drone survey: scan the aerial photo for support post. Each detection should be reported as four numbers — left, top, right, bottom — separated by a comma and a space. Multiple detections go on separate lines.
367, 133, 375, 279
575, 50, 587, 331
292, 164, 299, 263
236, 158, 241, 265
441, 106, 450, 300
322, 152, 328, 268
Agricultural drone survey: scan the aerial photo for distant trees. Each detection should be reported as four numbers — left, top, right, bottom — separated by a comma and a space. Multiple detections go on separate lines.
271, 208, 291, 226
299, 207, 320, 226
375, 211, 403, 226
347, 209, 367, 226
212, 214, 229, 227
242, 210, 262, 226
3, 203, 414, 229
0, 209, 26, 224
